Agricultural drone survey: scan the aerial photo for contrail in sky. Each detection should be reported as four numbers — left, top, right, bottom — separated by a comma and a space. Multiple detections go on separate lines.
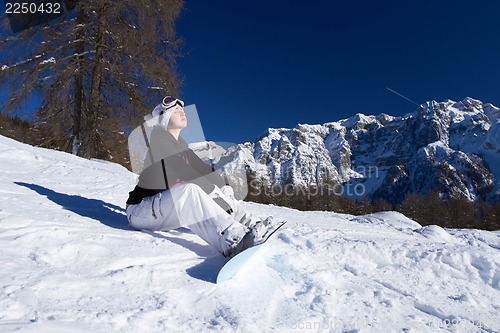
386, 87, 419, 106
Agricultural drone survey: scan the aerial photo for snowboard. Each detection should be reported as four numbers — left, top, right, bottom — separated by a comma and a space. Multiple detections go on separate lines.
216, 221, 286, 284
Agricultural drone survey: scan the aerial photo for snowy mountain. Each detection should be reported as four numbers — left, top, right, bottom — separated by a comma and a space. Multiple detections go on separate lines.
1, 134, 500, 331
212, 98, 499, 204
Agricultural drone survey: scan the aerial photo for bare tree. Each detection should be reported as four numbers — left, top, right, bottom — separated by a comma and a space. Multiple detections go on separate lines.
0, 0, 184, 161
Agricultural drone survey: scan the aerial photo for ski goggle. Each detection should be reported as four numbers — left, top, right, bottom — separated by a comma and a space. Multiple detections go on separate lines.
161, 96, 184, 112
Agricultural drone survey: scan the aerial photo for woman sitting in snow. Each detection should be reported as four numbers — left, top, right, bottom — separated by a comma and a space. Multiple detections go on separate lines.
126, 96, 276, 258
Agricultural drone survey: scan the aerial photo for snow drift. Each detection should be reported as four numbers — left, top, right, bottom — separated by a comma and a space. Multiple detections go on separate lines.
0, 134, 499, 332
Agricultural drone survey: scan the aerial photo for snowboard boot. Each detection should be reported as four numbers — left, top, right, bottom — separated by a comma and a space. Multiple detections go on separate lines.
251, 217, 285, 244
224, 230, 255, 258
251, 216, 273, 238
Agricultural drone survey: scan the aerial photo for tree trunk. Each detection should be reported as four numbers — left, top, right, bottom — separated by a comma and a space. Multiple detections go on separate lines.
72, 1, 85, 155
82, 2, 106, 158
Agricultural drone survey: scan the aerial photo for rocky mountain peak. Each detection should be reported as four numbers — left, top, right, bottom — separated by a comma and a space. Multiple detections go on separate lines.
201, 98, 499, 205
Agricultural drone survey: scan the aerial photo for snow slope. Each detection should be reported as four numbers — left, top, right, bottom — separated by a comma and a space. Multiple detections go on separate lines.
0, 135, 499, 332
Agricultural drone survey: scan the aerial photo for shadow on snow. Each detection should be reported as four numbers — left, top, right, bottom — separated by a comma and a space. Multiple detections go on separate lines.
141, 228, 227, 283
15, 182, 227, 282
15, 182, 130, 231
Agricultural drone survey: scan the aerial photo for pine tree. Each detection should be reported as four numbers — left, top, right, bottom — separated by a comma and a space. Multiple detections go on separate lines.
478, 199, 496, 230
397, 192, 428, 225
425, 189, 450, 226
343, 196, 357, 215
373, 198, 391, 213
358, 197, 373, 215
0, 0, 184, 161
494, 203, 500, 230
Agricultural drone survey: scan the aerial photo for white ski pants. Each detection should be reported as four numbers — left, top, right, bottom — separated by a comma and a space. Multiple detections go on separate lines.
126, 183, 253, 255
209, 185, 260, 227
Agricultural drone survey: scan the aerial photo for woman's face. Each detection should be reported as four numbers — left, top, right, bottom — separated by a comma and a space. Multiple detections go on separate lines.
167, 105, 187, 129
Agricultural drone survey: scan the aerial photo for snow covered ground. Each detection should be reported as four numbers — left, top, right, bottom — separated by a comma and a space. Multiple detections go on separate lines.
0, 134, 499, 332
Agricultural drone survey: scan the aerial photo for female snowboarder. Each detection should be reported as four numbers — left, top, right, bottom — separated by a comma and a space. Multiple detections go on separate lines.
126, 96, 274, 258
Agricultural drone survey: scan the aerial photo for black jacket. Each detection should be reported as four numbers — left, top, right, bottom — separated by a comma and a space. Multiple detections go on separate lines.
126, 128, 226, 205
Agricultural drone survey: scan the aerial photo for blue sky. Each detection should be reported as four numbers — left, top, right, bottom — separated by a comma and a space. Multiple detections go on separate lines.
176, 0, 500, 144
